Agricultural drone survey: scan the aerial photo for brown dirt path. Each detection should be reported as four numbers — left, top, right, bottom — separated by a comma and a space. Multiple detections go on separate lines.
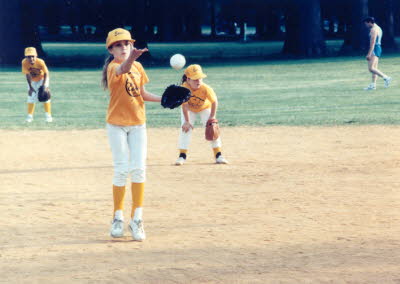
1, 126, 400, 283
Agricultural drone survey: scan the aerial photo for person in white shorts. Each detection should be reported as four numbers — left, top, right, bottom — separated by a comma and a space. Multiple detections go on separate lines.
21, 47, 53, 122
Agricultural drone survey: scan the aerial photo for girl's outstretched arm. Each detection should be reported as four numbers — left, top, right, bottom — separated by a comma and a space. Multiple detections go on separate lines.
141, 86, 161, 102
116, 44, 148, 75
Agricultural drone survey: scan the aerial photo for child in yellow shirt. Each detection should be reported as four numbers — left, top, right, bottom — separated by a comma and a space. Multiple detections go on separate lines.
176, 64, 228, 165
101, 28, 161, 241
21, 47, 52, 123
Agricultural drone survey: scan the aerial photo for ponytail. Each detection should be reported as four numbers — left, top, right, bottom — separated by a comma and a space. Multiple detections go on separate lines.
181, 74, 187, 84
101, 55, 114, 90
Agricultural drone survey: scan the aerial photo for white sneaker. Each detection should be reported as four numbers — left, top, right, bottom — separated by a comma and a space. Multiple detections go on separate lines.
216, 156, 229, 164
45, 113, 53, 122
110, 218, 124, 238
175, 157, 185, 166
384, 77, 392, 88
129, 219, 146, 241
363, 83, 376, 91
25, 115, 33, 123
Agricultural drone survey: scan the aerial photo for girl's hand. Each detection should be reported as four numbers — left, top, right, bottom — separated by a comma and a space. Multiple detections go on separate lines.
182, 121, 193, 133
131, 47, 148, 61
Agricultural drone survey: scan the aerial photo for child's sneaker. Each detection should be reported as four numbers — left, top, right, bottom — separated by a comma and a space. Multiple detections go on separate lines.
216, 156, 229, 164
45, 113, 53, 122
363, 83, 376, 91
129, 219, 146, 241
110, 218, 124, 238
175, 157, 185, 166
25, 115, 33, 123
384, 77, 392, 88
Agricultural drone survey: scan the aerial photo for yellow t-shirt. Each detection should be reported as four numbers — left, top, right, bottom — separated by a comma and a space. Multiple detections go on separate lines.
21, 58, 49, 82
106, 60, 149, 126
182, 82, 217, 112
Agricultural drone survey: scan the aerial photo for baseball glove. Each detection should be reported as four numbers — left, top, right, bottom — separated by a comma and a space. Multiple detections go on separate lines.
161, 85, 191, 109
38, 86, 51, 102
205, 118, 220, 141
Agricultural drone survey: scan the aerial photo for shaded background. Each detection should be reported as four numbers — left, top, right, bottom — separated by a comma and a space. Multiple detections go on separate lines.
0, 0, 399, 65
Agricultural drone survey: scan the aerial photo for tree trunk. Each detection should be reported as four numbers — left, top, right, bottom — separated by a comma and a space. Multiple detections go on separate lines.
94, 0, 120, 40
265, 9, 282, 40
341, 0, 369, 52
131, 0, 151, 61
44, 0, 61, 35
157, 0, 182, 41
0, 0, 44, 65
381, 0, 398, 49
185, 3, 203, 40
255, 6, 267, 39
282, 0, 326, 56
210, 0, 217, 38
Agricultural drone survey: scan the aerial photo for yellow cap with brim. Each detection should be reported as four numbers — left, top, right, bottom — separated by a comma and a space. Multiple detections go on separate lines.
24, 47, 37, 56
184, 64, 207, 80
106, 28, 135, 48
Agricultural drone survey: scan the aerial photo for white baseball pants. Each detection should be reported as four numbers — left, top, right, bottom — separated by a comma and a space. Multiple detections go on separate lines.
27, 79, 50, 103
107, 123, 147, 186
178, 108, 222, 150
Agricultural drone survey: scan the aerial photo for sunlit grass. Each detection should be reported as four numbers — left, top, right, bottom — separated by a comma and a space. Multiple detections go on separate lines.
1, 55, 399, 129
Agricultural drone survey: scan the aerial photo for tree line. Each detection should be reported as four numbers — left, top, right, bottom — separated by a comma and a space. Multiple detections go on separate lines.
0, 0, 399, 64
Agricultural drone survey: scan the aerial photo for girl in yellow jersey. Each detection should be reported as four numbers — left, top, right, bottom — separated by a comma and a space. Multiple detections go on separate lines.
101, 28, 161, 241
21, 47, 52, 123
175, 64, 228, 165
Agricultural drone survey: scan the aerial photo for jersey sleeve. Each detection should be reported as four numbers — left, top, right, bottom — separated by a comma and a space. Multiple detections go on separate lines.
135, 62, 149, 86
21, 59, 29, 74
205, 85, 217, 103
40, 59, 49, 74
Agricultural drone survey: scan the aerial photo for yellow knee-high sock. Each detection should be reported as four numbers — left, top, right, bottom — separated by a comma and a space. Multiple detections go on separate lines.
43, 102, 51, 115
179, 149, 187, 154
213, 147, 221, 157
113, 185, 126, 214
131, 182, 144, 218
27, 103, 35, 115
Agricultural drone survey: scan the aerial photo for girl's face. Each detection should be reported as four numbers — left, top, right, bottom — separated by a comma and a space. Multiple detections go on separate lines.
109, 40, 132, 62
187, 78, 203, 90
26, 55, 36, 65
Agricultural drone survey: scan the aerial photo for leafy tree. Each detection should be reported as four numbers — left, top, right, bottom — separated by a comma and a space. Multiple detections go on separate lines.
341, 0, 369, 53
0, 0, 44, 64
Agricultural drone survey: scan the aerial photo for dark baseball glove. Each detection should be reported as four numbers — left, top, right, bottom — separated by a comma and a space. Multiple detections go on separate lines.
161, 85, 191, 109
205, 118, 220, 141
38, 86, 51, 102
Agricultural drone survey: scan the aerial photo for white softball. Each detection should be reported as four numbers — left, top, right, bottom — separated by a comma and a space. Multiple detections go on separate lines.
170, 54, 186, 70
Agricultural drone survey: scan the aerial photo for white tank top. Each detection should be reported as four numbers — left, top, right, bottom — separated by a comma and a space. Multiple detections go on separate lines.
371, 25, 382, 46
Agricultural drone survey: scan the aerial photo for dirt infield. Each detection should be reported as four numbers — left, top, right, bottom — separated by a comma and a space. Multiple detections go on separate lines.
1, 126, 400, 283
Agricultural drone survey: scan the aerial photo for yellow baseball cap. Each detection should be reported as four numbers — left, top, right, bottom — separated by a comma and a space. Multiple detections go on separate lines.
24, 47, 37, 56
106, 28, 135, 48
184, 64, 207, 80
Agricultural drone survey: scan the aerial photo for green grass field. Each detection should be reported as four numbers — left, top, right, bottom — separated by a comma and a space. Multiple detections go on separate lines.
1, 54, 399, 129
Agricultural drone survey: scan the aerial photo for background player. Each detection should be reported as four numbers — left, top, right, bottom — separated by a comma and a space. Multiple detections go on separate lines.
21, 47, 52, 122
101, 28, 161, 241
363, 17, 392, 91
175, 64, 228, 166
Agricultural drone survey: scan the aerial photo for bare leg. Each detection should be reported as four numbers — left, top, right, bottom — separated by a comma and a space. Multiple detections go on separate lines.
372, 59, 378, 84
368, 56, 387, 79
